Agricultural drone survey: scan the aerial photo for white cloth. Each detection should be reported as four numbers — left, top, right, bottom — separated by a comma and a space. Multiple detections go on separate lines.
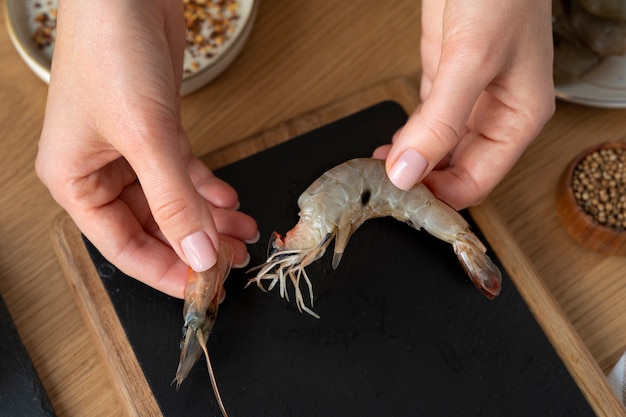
608, 351, 626, 406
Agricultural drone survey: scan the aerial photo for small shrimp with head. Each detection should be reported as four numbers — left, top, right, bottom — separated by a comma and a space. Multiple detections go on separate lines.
175, 240, 233, 417
248, 158, 502, 317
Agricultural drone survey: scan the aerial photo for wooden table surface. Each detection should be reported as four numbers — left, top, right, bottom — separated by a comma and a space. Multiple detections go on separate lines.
0, 1, 624, 416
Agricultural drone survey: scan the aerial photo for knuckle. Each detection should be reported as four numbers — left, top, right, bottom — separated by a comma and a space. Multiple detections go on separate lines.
425, 118, 461, 151
151, 197, 194, 233
518, 98, 555, 140
34, 152, 57, 187
35, 153, 85, 207
528, 92, 555, 126
522, 86, 556, 132
538, 96, 556, 124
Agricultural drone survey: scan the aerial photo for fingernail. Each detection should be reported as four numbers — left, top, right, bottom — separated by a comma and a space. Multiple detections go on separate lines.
233, 252, 251, 269
181, 231, 217, 272
244, 230, 260, 244
389, 149, 428, 190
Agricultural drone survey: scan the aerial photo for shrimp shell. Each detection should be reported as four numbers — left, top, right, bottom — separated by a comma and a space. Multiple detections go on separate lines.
175, 240, 233, 417
248, 158, 502, 317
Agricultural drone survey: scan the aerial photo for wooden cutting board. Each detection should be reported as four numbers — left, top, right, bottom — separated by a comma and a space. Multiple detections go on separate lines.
0, 294, 57, 417
51, 78, 623, 417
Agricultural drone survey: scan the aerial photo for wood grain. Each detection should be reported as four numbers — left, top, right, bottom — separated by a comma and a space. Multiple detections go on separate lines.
487, 102, 626, 377
51, 215, 161, 417
470, 202, 624, 416
1, 0, 625, 415
202, 77, 421, 171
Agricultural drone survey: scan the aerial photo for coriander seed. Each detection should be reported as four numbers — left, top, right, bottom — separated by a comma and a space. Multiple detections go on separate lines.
571, 145, 626, 231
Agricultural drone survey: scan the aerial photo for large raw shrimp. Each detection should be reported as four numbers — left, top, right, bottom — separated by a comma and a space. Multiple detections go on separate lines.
248, 158, 502, 318
175, 240, 233, 417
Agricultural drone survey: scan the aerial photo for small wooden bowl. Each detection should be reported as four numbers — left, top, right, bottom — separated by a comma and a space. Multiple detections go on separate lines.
556, 141, 626, 256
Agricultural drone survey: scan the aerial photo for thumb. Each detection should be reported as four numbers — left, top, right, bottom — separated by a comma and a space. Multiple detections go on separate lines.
126, 132, 220, 273
385, 52, 492, 191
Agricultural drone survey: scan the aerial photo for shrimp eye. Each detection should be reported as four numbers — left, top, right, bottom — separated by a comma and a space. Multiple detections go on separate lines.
267, 232, 284, 256
361, 190, 371, 206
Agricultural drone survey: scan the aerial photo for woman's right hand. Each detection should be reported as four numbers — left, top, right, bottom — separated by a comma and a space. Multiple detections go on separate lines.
36, 0, 258, 298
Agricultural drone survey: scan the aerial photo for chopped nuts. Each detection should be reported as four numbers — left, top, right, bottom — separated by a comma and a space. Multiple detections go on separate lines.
183, 0, 240, 75
27, 0, 241, 76
572, 145, 626, 231
31, 3, 57, 50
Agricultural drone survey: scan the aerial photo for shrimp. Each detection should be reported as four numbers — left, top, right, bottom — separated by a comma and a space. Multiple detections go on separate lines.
174, 240, 233, 417
248, 158, 502, 318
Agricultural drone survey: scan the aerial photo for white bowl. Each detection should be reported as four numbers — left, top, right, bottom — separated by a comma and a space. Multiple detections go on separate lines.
4, 0, 54, 84
4, 0, 258, 95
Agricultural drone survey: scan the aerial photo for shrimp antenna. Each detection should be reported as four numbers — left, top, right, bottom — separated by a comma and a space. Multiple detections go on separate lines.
197, 330, 228, 417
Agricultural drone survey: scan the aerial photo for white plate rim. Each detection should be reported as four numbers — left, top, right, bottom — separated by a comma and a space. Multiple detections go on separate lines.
555, 55, 626, 109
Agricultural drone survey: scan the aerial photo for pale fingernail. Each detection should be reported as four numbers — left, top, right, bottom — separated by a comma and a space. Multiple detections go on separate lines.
181, 231, 217, 272
233, 252, 251, 269
389, 149, 428, 190
392, 128, 402, 142
244, 230, 260, 244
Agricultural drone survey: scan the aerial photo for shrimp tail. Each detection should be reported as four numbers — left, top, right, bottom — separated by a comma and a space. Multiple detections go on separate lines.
174, 314, 212, 389
453, 234, 502, 299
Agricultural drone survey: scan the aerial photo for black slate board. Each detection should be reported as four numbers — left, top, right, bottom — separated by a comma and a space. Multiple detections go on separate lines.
84, 101, 595, 416
0, 295, 57, 417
